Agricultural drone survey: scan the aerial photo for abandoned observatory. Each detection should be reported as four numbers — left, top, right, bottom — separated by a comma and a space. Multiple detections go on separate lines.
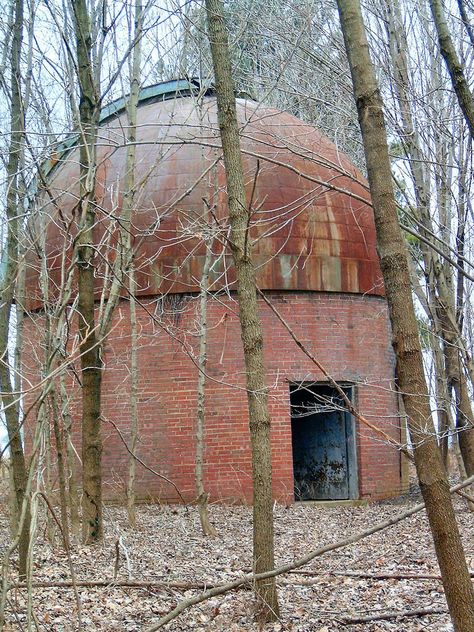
24, 79, 408, 504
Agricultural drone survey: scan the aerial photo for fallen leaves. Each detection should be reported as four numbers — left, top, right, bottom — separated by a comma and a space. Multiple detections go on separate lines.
1, 483, 471, 631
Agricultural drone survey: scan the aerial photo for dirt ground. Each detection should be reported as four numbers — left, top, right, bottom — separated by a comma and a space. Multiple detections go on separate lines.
1, 481, 472, 631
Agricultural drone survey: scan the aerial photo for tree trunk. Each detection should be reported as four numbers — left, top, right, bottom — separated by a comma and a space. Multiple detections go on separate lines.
98, 0, 142, 338
50, 388, 70, 546
457, 0, 474, 48
195, 239, 217, 537
60, 374, 81, 536
44, 419, 56, 544
122, 0, 143, 528
72, 0, 103, 543
127, 265, 139, 528
205, 0, 279, 621
0, 0, 30, 580
429, 0, 474, 136
438, 297, 474, 479
336, 1, 474, 630
7, 461, 18, 539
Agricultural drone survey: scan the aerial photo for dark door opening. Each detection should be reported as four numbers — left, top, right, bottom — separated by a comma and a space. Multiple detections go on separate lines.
290, 383, 358, 501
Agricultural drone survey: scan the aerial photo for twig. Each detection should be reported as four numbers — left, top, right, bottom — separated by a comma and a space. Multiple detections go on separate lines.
6, 595, 26, 631
37, 493, 82, 629
455, 488, 474, 504
257, 288, 410, 454
257, 289, 474, 508
113, 540, 120, 581
143, 473, 474, 631
105, 417, 187, 505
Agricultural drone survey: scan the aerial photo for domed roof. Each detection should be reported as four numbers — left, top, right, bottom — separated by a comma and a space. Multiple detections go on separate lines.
25, 81, 383, 310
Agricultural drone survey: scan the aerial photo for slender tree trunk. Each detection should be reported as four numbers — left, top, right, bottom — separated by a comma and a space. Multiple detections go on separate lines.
457, 0, 474, 48
98, 0, 143, 338
438, 299, 474, 479
36, 201, 72, 543
430, 329, 450, 468
429, 0, 474, 136
60, 374, 81, 536
195, 240, 217, 537
43, 409, 56, 544
50, 387, 70, 546
0, 0, 30, 580
7, 461, 18, 538
205, 0, 279, 621
336, 1, 474, 630
127, 265, 139, 527
72, 0, 103, 543
122, 0, 143, 528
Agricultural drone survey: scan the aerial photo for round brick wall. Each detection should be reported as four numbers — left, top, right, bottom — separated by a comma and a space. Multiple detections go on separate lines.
23, 291, 405, 504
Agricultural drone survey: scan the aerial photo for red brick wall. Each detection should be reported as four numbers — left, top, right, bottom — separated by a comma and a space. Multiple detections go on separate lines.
23, 292, 405, 504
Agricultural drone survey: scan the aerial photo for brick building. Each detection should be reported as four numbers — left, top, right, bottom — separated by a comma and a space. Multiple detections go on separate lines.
24, 80, 408, 504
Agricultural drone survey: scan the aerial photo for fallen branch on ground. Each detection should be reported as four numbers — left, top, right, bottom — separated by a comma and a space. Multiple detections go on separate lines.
289, 569, 474, 581
339, 606, 447, 624
12, 569, 469, 592
8, 580, 219, 591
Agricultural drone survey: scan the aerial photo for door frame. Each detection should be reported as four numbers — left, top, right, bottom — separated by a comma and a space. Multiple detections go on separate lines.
289, 381, 359, 501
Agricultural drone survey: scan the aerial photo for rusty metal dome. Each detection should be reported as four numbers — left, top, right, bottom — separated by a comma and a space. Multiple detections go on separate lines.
25, 80, 382, 309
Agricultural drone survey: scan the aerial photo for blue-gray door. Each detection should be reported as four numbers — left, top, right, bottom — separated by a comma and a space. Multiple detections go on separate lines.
291, 384, 355, 501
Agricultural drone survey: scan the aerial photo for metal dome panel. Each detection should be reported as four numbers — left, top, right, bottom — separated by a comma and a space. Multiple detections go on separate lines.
25, 89, 383, 309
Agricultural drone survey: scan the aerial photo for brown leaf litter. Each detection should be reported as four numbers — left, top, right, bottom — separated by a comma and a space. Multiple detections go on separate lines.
1, 485, 471, 631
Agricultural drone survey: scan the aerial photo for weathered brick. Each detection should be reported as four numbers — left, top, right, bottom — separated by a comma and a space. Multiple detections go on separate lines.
23, 291, 407, 504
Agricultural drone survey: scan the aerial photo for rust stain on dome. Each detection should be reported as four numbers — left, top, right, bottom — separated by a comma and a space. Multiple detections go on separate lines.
25, 91, 384, 310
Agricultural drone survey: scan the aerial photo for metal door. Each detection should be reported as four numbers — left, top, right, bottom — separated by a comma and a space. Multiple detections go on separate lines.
291, 384, 352, 501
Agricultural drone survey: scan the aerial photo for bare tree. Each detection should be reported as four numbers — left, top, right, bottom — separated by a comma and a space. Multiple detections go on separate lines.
180, 0, 365, 168
456, 0, 474, 47
336, 0, 474, 629
205, 0, 280, 620
382, 0, 474, 480
0, 0, 30, 579
195, 231, 218, 537
124, 0, 143, 528
429, 0, 474, 136
71, 0, 103, 543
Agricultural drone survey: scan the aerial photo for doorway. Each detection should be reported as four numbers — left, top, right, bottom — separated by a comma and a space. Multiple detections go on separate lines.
290, 383, 358, 501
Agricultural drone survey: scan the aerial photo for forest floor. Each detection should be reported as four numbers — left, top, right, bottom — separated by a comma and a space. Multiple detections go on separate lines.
1, 478, 472, 631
